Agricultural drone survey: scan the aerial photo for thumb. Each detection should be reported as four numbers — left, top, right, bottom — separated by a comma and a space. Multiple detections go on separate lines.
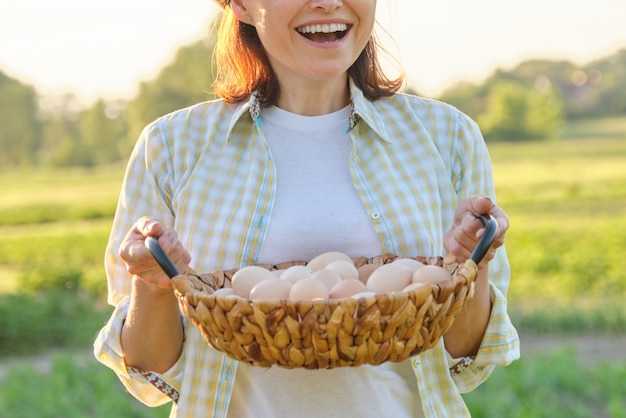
467, 195, 494, 217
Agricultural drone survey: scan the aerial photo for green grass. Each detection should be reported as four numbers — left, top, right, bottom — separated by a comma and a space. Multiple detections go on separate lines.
0, 165, 123, 226
0, 291, 112, 357
561, 117, 626, 140
0, 353, 170, 418
487, 137, 626, 333
464, 349, 626, 417
0, 219, 113, 296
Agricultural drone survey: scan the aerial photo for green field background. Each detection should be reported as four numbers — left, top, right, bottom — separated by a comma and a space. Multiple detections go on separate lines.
1, 120, 625, 416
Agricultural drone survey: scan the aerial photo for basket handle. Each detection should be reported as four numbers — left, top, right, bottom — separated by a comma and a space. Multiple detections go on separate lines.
469, 215, 498, 265
145, 236, 180, 279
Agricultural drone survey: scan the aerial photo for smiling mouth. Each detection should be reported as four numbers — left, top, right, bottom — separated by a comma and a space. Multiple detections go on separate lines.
296, 23, 350, 42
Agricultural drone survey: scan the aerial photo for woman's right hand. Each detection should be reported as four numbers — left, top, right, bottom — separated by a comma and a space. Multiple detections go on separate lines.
119, 216, 191, 288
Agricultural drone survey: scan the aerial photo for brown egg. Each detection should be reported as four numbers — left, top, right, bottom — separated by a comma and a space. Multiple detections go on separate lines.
365, 263, 412, 294
249, 278, 293, 300
357, 264, 378, 284
411, 265, 452, 285
288, 277, 329, 301
329, 279, 367, 299
231, 266, 275, 298
307, 251, 353, 272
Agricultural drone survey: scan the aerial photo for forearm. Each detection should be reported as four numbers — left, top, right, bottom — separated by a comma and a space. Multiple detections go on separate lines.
443, 266, 491, 358
121, 277, 184, 374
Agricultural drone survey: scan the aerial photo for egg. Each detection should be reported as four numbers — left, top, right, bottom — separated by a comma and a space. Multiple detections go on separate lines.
212, 288, 235, 297
392, 258, 425, 274
249, 278, 293, 300
411, 265, 452, 285
325, 260, 359, 280
288, 277, 329, 301
351, 291, 377, 300
357, 264, 378, 284
329, 279, 367, 299
402, 282, 429, 293
365, 263, 412, 294
307, 251, 353, 272
272, 269, 285, 278
280, 265, 313, 284
311, 269, 342, 291
231, 265, 275, 298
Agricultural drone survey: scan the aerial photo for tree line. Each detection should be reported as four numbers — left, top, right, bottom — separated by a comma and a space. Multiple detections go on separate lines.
1, 29, 624, 167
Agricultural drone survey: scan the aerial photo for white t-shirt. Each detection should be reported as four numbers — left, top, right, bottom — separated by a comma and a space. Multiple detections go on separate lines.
228, 106, 423, 417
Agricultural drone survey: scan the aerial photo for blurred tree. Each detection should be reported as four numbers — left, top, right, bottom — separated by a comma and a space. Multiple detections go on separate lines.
0, 71, 41, 166
582, 49, 626, 118
438, 81, 490, 120
78, 99, 128, 165
126, 35, 219, 144
438, 49, 626, 127
38, 93, 84, 167
477, 80, 563, 141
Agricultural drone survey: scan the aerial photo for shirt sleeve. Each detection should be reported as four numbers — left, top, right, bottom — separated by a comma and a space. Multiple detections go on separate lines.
93, 296, 186, 406
94, 120, 183, 404
444, 109, 521, 392
105, 120, 175, 306
445, 248, 521, 392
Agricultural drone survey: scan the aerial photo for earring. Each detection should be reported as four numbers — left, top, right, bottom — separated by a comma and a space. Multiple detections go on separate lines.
245, 15, 252, 24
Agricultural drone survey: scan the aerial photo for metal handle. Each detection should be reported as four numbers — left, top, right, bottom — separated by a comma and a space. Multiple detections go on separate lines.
469, 215, 498, 265
145, 236, 180, 279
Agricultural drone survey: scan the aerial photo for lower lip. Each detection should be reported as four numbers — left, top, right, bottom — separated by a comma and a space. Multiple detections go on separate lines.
297, 30, 350, 48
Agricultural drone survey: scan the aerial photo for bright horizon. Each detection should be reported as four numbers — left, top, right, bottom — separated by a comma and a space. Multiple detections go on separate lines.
1, 0, 625, 106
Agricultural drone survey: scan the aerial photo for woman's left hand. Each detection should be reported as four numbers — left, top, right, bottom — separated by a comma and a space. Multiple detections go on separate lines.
444, 195, 509, 268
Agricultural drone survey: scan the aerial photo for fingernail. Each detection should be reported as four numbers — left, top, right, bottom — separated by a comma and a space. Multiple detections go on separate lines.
145, 221, 158, 233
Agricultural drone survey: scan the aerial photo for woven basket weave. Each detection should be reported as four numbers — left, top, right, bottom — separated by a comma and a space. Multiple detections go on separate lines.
169, 253, 478, 369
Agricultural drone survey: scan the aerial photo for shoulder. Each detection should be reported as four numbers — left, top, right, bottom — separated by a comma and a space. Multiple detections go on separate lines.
147, 98, 232, 135
382, 92, 478, 132
138, 98, 248, 153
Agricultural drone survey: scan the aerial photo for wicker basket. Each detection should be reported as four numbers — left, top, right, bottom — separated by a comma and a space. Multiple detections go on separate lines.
166, 254, 475, 369
146, 218, 496, 369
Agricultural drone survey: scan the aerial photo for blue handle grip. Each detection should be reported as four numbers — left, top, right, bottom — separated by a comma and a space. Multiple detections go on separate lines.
145, 236, 180, 279
469, 215, 498, 265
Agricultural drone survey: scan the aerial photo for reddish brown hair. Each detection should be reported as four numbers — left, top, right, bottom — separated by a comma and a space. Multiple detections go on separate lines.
213, 10, 404, 105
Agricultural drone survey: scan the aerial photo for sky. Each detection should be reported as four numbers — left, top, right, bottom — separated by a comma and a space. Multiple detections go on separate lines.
1, 0, 625, 106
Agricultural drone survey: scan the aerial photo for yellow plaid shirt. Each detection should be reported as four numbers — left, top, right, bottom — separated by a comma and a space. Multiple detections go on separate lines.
94, 79, 520, 417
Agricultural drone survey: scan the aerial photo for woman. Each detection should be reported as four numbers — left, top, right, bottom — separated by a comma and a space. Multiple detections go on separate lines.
94, 0, 520, 416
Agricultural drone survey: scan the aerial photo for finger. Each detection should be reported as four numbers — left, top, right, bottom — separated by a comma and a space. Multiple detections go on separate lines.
471, 195, 494, 215
460, 211, 486, 240
135, 216, 163, 238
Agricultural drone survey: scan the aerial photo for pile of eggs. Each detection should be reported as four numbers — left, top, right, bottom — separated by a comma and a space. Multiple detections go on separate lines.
213, 252, 452, 302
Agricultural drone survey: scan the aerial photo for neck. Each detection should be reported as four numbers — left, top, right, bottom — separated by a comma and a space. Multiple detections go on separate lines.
275, 74, 350, 116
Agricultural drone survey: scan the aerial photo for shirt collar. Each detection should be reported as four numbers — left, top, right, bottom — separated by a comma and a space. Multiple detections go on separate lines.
224, 78, 392, 143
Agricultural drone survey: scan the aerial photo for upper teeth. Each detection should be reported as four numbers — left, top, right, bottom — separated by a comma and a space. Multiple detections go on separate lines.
297, 23, 348, 34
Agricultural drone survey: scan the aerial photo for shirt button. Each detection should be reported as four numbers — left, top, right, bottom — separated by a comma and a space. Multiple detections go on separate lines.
371, 212, 380, 220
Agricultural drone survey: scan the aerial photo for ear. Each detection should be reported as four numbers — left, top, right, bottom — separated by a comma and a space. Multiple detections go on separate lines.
229, 0, 250, 23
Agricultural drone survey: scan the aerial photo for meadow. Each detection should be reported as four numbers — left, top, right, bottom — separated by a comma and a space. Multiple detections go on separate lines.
0, 120, 625, 416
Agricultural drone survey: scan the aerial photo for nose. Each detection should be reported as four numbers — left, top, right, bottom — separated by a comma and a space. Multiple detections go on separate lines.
310, 0, 343, 12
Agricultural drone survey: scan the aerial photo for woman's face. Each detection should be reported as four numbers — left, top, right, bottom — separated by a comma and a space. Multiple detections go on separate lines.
238, 0, 377, 84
